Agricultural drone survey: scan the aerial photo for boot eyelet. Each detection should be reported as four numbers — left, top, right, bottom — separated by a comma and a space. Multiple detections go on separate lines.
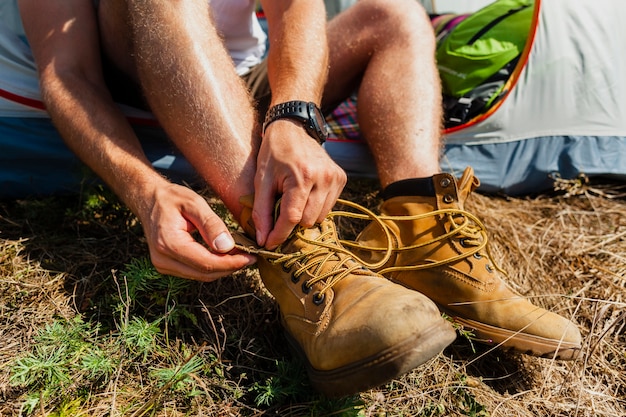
460, 238, 470, 248
486, 264, 494, 273
473, 252, 482, 259
440, 177, 451, 188
312, 292, 325, 305
443, 194, 454, 204
301, 282, 312, 294
282, 264, 292, 273
291, 273, 300, 283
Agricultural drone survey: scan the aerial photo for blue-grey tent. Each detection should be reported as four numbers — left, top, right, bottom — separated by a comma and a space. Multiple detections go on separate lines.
325, 0, 626, 194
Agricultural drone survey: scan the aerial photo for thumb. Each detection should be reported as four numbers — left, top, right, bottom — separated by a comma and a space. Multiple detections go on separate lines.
212, 231, 236, 253
186, 201, 235, 254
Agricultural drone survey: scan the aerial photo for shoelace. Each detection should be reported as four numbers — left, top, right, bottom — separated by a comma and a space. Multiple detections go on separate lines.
234, 199, 394, 302
339, 207, 506, 276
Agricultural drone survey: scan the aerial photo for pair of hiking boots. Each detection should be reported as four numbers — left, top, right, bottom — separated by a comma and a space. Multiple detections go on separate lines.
234, 167, 582, 398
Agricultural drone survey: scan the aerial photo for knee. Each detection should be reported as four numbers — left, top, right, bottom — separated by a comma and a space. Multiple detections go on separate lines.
352, 0, 434, 42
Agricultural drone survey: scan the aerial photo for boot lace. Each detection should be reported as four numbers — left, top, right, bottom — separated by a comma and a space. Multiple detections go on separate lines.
234, 199, 394, 302
340, 207, 506, 276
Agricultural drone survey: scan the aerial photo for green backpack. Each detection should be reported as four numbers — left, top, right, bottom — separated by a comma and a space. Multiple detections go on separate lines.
436, 0, 534, 126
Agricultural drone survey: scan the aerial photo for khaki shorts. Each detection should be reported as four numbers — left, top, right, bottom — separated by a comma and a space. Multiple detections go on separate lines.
241, 59, 272, 123
242, 59, 336, 120
104, 56, 274, 120
102, 58, 271, 116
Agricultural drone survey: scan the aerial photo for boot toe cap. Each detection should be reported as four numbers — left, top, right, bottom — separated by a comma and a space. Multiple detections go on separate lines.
307, 279, 455, 371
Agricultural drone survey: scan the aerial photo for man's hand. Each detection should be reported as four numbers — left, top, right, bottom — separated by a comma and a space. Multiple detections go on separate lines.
252, 120, 347, 249
141, 183, 257, 281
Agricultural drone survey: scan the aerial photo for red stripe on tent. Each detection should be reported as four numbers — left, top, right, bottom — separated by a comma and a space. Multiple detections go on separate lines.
0, 87, 160, 126
443, 0, 542, 135
0, 87, 46, 110
326, 137, 363, 144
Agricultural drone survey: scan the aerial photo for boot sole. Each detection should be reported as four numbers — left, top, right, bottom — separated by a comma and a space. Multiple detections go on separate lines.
451, 315, 581, 360
285, 319, 457, 398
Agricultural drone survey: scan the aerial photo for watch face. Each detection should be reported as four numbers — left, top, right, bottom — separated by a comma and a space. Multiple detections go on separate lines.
308, 102, 329, 142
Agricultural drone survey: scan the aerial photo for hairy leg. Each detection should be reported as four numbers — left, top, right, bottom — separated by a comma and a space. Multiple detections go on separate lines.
324, 0, 442, 187
98, 0, 258, 220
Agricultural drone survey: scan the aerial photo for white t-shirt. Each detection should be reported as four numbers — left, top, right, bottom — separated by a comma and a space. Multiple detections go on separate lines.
209, 0, 267, 75
2, 0, 266, 75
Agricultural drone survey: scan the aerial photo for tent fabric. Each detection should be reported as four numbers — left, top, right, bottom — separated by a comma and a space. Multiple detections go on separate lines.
324, 0, 626, 194
442, 0, 626, 193
445, 0, 626, 143
324, 134, 626, 194
442, 135, 626, 194
0, 23, 44, 116
0, 116, 197, 198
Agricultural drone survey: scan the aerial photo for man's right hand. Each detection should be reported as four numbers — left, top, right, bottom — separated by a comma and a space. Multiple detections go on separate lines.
252, 120, 347, 249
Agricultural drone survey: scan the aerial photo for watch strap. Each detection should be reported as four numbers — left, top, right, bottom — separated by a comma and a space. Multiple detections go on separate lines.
263, 100, 327, 143
263, 101, 310, 134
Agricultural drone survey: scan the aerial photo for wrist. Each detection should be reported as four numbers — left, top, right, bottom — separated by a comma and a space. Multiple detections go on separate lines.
116, 171, 171, 221
263, 101, 328, 144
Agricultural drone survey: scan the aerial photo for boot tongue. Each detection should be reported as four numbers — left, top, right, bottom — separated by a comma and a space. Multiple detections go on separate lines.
281, 221, 327, 254
238, 194, 329, 253
456, 167, 481, 208
238, 194, 257, 239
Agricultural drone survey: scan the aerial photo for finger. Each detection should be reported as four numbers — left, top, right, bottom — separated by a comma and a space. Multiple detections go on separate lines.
317, 189, 339, 225
150, 239, 257, 282
264, 189, 308, 249
183, 198, 239, 254
152, 257, 247, 282
325, 173, 346, 221
251, 174, 277, 247
305, 169, 346, 225
300, 188, 327, 228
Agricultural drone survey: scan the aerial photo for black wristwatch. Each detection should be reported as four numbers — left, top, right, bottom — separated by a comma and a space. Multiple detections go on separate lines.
263, 101, 329, 144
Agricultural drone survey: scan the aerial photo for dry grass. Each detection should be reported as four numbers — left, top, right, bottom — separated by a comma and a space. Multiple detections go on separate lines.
0, 177, 625, 416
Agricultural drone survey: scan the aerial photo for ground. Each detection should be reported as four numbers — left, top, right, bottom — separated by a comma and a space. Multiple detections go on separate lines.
0, 176, 624, 416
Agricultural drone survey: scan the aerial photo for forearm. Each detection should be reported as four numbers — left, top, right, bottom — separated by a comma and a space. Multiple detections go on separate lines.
40, 71, 168, 218
261, 0, 329, 105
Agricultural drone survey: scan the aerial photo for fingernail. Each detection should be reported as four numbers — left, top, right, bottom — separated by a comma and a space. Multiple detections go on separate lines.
256, 229, 265, 247
214, 232, 235, 252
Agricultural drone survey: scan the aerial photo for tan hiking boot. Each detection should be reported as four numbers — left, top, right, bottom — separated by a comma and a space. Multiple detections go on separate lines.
350, 167, 582, 360
234, 196, 456, 397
